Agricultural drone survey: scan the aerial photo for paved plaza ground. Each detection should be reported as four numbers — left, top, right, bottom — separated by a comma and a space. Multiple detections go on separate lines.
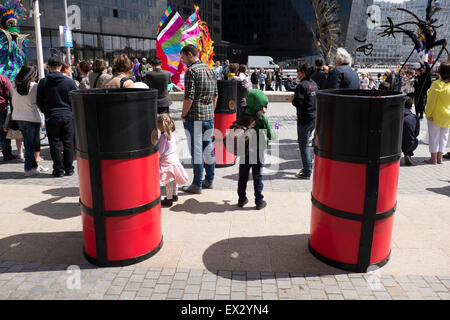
0, 101, 449, 301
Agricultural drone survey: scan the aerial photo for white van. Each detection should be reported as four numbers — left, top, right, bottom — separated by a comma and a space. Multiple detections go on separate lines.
247, 56, 279, 70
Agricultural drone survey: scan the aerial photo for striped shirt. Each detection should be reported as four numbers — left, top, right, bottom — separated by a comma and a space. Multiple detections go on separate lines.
184, 60, 218, 121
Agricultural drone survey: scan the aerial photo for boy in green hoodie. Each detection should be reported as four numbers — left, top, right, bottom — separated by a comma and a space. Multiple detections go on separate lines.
238, 90, 277, 210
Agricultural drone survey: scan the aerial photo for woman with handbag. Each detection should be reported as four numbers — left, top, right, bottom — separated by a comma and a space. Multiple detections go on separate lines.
10, 64, 48, 176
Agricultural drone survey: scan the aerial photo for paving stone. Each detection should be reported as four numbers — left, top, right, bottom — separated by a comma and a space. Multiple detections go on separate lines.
321, 277, 338, 286
310, 289, 327, 299
157, 275, 173, 284
151, 293, 168, 300
118, 291, 136, 300
216, 286, 231, 295
161, 268, 176, 276
201, 281, 216, 291
360, 295, 376, 300
154, 284, 170, 293
137, 288, 153, 298
124, 282, 141, 292
117, 270, 133, 278
190, 269, 204, 277
230, 291, 246, 300
438, 292, 450, 300
334, 274, 350, 282
173, 273, 189, 281
247, 286, 262, 296
262, 284, 277, 293
423, 276, 440, 283
262, 293, 278, 300
351, 278, 368, 287
171, 281, 187, 290
129, 275, 145, 282
419, 287, 438, 297
106, 286, 123, 295
112, 278, 128, 286
342, 290, 359, 300
328, 294, 344, 300
142, 279, 157, 288
185, 285, 201, 294
187, 276, 203, 285
373, 291, 392, 300
276, 280, 292, 289
202, 274, 217, 282
429, 283, 448, 292
308, 281, 325, 289
386, 286, 406, 297
338, 282, 355, 290
325, 286, 341, 294
167, 289, 183, 299
199, 290, 215, 300
214, 294, 230, 300
145, 271, 160, 279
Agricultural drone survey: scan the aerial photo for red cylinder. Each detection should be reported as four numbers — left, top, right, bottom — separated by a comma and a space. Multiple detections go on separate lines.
214, 112, 237, 166
71, 89, 162, 267
309, 89, 405, 272
214, 80, 237, 167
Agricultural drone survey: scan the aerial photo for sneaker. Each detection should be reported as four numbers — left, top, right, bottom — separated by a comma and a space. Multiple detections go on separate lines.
255, 200, 267, 210
443, 152, 450, 160
237, 198, 249, 208
172, 195, 179, 202
181, 184, 202, 194
65, 170, 74, 176
161, 198, 173, 208
201, 180, 213, 189
52, 171, 65, 178
24, 169, 39, 177
296, 172, 311, 180
36, 165, 49, 172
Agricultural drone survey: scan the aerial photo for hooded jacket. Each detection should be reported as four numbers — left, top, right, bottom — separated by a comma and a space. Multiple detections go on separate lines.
244, 90, 277, 148
37, 72, 78, 119
425, 79, 450, 128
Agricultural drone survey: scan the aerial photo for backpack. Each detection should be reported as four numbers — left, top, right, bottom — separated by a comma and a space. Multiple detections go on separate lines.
223, 110, 264, 157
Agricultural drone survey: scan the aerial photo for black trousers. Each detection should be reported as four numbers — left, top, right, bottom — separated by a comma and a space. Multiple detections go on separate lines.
238, 158, 264, 204
46, 117, 74, 174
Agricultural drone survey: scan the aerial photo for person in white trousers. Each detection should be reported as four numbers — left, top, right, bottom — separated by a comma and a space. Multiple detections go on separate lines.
424, 62, 450, 164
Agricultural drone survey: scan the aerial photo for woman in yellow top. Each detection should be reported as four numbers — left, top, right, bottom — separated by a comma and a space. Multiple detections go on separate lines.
424, 62, 450, 164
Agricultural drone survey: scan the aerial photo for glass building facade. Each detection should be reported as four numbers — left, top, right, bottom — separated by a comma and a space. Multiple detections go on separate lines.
222, 0, 369, 63
20, 0, 168, 64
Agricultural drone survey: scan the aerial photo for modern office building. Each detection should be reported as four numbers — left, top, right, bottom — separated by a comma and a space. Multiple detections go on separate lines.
222, 0, 373, 64
356, 0, 450, 66
19, 0, 168, 64
171, 0, 222, 43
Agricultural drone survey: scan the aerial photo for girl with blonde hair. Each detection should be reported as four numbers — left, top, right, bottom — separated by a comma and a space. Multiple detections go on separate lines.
158, 113, 188, 207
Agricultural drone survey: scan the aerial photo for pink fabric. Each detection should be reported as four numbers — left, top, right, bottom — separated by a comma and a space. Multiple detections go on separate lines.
160, 153, 189, 186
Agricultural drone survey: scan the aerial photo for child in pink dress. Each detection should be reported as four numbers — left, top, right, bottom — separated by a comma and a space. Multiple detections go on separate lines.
158, 113, 189, 207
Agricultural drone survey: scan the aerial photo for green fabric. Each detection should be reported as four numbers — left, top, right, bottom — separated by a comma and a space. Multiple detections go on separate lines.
244, 90, 277, 147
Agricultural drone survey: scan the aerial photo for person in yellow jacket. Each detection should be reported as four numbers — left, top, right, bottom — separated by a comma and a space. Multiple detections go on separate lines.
424, 62, 450, 164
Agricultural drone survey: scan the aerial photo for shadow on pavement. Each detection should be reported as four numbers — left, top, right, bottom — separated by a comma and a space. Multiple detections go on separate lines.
427, 183, 450, 197
170, 198, 254, 214
0, 232, 98, 272
202, 234, 351, 278
24, 187, 80, 220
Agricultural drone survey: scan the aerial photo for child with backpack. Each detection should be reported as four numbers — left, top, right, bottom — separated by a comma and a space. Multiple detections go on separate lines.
237, 90, 277, 210
158, 113, 189, 207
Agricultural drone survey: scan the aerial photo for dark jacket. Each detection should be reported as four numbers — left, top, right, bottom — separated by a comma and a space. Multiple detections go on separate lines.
292, 78, 318, 125
36, 72, 78, 119
284, 79, 297, 92
144, 68, 173, 108
402, 109, 420, 153
250, 72, 258, 85
324, 64, 359, 90
311, 69, 328, 89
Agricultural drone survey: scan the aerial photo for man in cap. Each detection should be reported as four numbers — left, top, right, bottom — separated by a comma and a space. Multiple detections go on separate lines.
37, 56, 78, 177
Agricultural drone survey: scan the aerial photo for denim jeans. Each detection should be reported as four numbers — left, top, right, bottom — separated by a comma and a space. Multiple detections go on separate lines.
46, 116, 74, 175
183, 117, 215, 187
275, 82, 282, 91
297, 120, 315, 176
0, 112, 12, 157
238, 156, 264, 205
17, 121, 40, 171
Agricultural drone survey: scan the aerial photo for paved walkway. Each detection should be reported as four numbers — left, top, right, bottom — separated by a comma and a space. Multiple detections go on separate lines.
0, 102, 449, 300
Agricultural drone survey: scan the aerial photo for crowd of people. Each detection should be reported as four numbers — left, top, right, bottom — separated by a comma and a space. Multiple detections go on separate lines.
0, 46, 448, 210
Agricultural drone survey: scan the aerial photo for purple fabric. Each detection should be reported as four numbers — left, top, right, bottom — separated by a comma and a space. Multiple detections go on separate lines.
159, 133, 176, 157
